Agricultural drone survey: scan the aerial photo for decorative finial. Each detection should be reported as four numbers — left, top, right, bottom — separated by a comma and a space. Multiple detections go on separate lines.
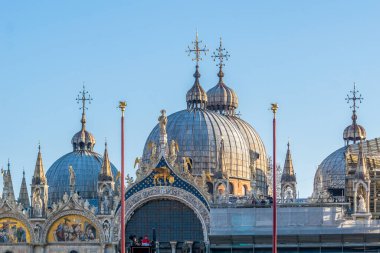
76, 84, 93, 131
23, 168, 25, 177
212, 37, 230, 82
345, 83, 363, 125
186, 31, 208, 65
287, 141, 290, 150
271, 103, 279, 117
186, 31, 208, 81
38, 142, 41, 153
119, 101, 127, 117
7, 158, 10, 171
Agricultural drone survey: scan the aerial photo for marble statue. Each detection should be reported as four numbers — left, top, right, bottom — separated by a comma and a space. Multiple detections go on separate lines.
33, 189, 43, 217
158, 109, 167, 135
358, 194, 367, 213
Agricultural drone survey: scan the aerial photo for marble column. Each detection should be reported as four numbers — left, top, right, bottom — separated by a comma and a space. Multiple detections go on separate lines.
186, 241, 193, 253
170, 241, 177, 253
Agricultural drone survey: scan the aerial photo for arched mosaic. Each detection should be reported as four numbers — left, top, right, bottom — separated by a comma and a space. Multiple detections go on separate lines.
47, 214, 99, 243
0, 217, 31, 243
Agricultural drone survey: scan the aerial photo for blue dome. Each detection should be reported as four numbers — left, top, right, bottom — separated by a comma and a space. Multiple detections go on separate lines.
46, 150, 118, 205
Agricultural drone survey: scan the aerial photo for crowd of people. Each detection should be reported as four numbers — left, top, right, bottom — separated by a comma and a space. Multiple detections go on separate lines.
129, 234, 152, 247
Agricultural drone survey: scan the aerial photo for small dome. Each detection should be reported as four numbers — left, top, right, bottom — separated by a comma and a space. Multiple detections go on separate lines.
71, 129, 96, 151
186, 66, 208, 110
207, 80, 238, 114
343, 123, 366, 143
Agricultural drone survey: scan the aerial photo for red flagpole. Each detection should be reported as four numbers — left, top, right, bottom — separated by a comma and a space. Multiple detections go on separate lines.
119, 101, 127, 253
271, 103, 278, 253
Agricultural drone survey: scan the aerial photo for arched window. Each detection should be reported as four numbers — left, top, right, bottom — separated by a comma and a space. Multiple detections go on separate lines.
70, 251, 79, 253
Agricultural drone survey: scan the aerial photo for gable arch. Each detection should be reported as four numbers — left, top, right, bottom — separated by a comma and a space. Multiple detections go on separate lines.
41, 209, 105, 244
0, 212, 34, 243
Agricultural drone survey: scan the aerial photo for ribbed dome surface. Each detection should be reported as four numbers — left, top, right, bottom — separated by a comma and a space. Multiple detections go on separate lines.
46, 150, 118, 205
343, 124, 366, 142
314, 146, 347, 192
207, 83, 238, 113
142, 109, 250, 179
226, 116, 267, 172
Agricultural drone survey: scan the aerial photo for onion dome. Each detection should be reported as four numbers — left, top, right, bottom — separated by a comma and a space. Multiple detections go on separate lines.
207, 78, 238, 114
186, 65, 208, 110
343, 84, 366, 145
142, 109, 250, 180
185, 32, 209, 110
343, 117, 366, 144
207, 38, 238, 115
71, 110, 96, 151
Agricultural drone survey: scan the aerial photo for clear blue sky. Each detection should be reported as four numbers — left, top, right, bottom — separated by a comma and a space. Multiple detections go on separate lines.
1, 1, 380, 198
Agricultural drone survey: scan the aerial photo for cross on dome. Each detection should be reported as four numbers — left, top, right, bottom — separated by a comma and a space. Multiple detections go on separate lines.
76, 84, 93, 130
186, 31, 209, 66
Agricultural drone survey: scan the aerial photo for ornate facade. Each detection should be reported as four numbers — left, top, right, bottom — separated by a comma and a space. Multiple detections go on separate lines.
3, 35, 380, 253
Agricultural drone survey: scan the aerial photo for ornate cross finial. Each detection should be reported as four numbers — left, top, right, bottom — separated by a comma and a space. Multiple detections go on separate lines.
186, 31, 209, 66
76, 84, 93, 130
212, 37, 230, 81
212, 38, 230, 68
345, 83, 363, 123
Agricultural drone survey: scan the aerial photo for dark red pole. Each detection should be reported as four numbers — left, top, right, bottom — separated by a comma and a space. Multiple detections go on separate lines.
271, 103, 278, 253
119, 101, 127, 253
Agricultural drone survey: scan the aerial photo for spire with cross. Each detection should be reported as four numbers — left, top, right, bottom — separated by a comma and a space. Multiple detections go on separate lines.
186, 31, 208, 82
186, 31, 209, 65
345, 83, 363, 125
212, 37, 230, 82
76, 84, 93, 131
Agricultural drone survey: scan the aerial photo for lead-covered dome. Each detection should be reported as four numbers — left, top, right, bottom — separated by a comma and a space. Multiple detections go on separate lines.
143, 109, 250, 180
315, 146, 347, 191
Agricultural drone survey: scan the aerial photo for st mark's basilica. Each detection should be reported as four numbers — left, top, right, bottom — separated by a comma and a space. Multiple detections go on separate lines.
2, 35, 380, 253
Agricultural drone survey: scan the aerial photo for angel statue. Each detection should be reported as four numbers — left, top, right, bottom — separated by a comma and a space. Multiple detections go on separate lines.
125, 174, 134, 186
182, 157, 193, 174
134, 157, 141, 169
169, 140, 179, 160
134, 157, 144, 180
148, 142, 157, 161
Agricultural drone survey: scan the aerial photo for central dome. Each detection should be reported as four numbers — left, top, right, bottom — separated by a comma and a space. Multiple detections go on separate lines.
142, 109, 251, 179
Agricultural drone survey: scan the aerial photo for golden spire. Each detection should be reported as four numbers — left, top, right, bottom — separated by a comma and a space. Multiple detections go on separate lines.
76, 84, 93, 131
32, 144, 47, 185
99, 141, 113, 181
